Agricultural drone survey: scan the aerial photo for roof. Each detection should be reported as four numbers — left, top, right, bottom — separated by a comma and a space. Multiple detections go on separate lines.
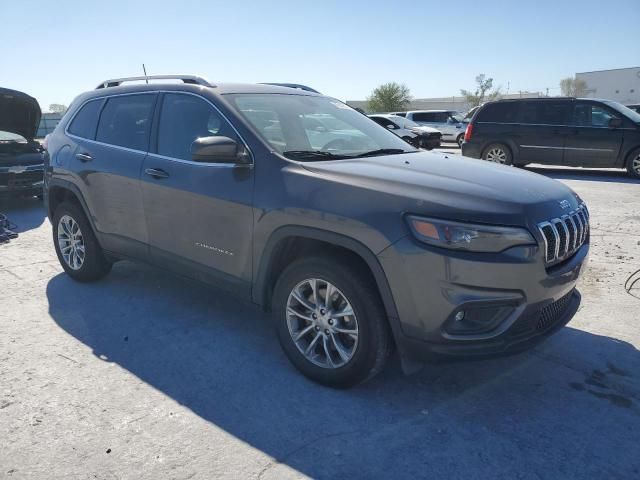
576, 66, 640, 75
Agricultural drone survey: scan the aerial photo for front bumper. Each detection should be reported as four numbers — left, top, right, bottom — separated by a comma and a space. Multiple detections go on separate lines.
419, 136, 441, 150
0, 165, 44, 196
378, 235, 588, 361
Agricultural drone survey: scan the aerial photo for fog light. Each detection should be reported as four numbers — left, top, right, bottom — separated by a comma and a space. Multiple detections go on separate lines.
445, 305, 515, 335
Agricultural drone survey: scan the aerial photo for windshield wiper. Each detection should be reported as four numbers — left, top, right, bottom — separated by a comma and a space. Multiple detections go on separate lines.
353, 148, 411, 158
283, 150, 350, 161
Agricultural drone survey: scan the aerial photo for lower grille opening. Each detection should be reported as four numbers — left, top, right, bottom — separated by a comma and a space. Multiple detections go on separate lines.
536, 290, 575, 331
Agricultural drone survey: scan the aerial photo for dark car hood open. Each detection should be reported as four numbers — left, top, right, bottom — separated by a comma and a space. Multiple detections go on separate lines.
0, 87, 42, 140
301, 151, 582, 227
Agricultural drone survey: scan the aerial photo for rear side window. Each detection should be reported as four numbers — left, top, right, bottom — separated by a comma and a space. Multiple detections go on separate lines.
518, 102, 570, 125
476, 102, 518, 123
157, 93, 237, 161
68, 99, 102, 139
411, 112, 436, 122
96, 94, 156, 151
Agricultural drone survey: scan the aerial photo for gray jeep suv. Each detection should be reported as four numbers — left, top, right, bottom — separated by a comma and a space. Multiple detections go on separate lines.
44, 75, 589, 387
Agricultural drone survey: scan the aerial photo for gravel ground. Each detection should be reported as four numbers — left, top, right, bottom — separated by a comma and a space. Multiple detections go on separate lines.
1, 166, 639, 479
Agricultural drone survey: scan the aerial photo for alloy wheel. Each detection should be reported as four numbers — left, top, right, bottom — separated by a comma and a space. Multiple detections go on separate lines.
633, 153, 640, 175
286, 278, 359, 369
57, 215, 85, 270
485, 147, 507, 163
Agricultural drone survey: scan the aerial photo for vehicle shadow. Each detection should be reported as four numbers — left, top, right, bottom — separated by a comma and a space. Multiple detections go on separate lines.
0, 196, 47, 233
46, 263, 640, 478
525, 166, 640, 184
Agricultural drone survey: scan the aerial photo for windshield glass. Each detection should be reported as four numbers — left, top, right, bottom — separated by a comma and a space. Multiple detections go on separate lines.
400, 117, 420, 128
603, 100, 640, 123
450, 113, 464, 123
228, 94, 417, 160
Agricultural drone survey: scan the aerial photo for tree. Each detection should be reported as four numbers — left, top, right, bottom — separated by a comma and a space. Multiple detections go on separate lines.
559, 77, 588, 97
49, 104, 68, 114
366, 82, 412, 113
460, 74, 502, 107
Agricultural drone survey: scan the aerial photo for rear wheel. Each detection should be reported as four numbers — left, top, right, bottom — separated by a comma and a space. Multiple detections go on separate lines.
53, 202, 112, 282
272, 256, 392, 388
626, 148, 640, 179
482, 143, 512, 165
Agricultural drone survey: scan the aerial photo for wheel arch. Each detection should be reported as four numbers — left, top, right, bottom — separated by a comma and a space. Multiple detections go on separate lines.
47, 179, 99, 238
253, 226, 400, 321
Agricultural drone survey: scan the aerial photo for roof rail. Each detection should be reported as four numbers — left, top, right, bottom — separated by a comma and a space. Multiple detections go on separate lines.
95, 75, 214, 89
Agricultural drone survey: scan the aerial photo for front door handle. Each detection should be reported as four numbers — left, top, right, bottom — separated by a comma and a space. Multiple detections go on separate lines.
75, 153, 93, 162
145, 168, 170, 179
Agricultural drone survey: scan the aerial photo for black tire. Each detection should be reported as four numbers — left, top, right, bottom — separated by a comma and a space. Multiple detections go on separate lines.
626, 147, 640, 179
482, 143, 513, 165
52, 201, 112, 282
456, 134, 464, 148
272, 255, 392, 388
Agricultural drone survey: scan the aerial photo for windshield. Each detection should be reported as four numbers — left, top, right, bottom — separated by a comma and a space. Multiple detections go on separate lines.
228, 94, 417, 160
603, 100, 640, 123
450, 113, 464, 123
399, 117, 420, 128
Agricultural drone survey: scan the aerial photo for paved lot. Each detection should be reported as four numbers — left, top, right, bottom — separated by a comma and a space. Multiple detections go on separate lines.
1, 165, 639, 479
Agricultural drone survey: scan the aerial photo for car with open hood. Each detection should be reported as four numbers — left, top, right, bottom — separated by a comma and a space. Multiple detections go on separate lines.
368, 114, 442, 150
44, 75, 589, 388
0, 87, 44, 197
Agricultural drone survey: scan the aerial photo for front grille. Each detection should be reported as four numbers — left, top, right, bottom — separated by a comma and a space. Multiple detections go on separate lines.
0, 171, 43, 188
538, 204, 589, 266
536, 290, 575, 331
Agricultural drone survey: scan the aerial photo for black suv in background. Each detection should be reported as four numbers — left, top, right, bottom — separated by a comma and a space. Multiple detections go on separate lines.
462, 97, 640, 178
44, 75, 589, 387
0, 88, 44, 198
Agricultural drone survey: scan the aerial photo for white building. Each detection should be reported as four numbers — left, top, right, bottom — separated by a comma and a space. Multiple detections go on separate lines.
576, 66, 640, 105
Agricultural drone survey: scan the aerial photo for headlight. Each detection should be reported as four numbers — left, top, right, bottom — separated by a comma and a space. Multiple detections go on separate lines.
407, 215, 536, 253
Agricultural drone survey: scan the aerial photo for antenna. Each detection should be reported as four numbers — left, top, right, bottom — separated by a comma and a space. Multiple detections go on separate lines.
142, 64, 148, 84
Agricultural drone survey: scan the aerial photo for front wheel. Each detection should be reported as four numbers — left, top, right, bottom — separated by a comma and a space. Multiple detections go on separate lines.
272, 256, 392, 388
482, 143, 512, 165
52, 202, 112, 282
626, 148, 640, 179
456, 134, 464, 148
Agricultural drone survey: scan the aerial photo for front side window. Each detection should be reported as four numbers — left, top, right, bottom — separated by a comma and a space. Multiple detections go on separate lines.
96, 94, 155, 151
157, 93, 237, 161
229, 94, 415, 159
68, 99, 103, 139
370, 116, 396, 129
572, 103, 618, 127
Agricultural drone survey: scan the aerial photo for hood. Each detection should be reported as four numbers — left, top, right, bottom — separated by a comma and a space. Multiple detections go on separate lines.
410, 125, 441, 135
0, 87, 42, 140
300, 151, 582, 228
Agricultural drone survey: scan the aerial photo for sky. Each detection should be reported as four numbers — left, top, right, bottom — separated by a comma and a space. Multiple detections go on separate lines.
2, 0, 639, 111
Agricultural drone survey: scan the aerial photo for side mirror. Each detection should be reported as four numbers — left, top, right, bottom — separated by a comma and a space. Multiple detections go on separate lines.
608, 117, 622, 128
191, 136, 250, 164
386, 124, 397, 130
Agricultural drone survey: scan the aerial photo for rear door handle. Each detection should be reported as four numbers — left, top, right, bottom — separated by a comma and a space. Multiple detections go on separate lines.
145, 168, 170, 179
75, 153, 93, 162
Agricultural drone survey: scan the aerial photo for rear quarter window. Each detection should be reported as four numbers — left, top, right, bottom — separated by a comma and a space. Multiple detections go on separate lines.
68, 99, 103, 139
411, 112, 436, 122
476, 103, 518, 123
